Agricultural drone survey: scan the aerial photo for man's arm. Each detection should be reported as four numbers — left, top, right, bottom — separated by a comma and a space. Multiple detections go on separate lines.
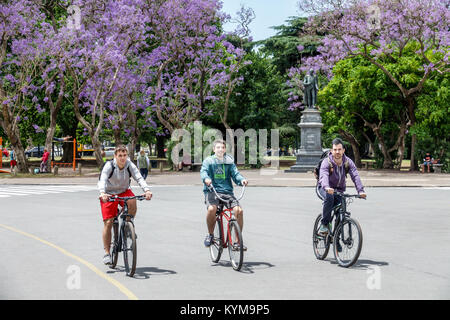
98, 161, 113, 194
347, 159, 365, 195
230, 163, 246, 186
200, 158, 212, 185
128, 161, 150, 192
98, 161, 113, 202
319, 159, 331, 191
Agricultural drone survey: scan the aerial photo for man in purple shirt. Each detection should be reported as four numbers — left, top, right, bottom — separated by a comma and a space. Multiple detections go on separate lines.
317, 138, 367, 235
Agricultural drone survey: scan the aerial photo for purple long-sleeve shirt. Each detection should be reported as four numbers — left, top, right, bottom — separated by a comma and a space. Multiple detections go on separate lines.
319, 153, 365, 193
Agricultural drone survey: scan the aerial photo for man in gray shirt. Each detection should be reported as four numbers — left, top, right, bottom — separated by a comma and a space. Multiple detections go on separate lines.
98, 145, 152, 265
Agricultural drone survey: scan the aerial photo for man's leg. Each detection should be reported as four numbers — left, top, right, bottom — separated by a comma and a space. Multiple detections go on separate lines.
103, 218, 114, 255
206, 205, 217, 235
128, 199, 137, 217
232, 206, 244, 231
319, 187, 334, 226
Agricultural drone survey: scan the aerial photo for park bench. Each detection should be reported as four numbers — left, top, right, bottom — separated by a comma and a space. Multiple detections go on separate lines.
149, 158, 168, 173
421, 159, 443, 173
432, 160, 443, 173
361, 160, 375, 170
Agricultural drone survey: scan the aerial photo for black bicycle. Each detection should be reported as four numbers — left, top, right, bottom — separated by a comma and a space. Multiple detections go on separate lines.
108, 195, 145, 277
207, 184, 246, 271
313, 191, 366, 268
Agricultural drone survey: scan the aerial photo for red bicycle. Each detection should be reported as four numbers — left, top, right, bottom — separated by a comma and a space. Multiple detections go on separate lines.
207, 184, 246, 271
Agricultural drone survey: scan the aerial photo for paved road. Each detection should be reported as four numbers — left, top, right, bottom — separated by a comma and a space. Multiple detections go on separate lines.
0, 185, 449, 299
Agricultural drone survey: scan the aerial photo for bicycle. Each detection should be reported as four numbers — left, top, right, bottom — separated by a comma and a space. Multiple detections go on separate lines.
313, 191, 366, 268
207, 184, 246, 271
108, 195, 145, 277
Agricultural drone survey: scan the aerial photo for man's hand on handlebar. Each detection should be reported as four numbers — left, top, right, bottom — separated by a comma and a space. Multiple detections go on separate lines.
241, 180, 248, 187
100, 192, 111, 203
359, 193, 367, 199
145, 190, 153, 200
204, 178, 212, 186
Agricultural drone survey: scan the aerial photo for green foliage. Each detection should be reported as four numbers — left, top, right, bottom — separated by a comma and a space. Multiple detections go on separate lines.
256, 17, 321, 73
319, 56, 406, 164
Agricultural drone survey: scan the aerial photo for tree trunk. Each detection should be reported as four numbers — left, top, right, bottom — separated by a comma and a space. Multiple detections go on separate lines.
10, 131, 28, 173
156, 135, 166, 158
1, 110, 29, 173
338, 129, 361, 168
113, 128, 123, 146
127, 110, 140, 163
356, 113, 393, 169
44, 70, 65, 154
407, 97, 418, 171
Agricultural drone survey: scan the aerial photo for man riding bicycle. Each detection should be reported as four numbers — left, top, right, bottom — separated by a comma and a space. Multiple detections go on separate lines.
200, 139, 248, 248
98, 145, 152, 265
317, 138, 366, 235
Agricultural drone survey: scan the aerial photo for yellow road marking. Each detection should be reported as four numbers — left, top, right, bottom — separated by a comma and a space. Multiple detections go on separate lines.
0, 223, 138, 300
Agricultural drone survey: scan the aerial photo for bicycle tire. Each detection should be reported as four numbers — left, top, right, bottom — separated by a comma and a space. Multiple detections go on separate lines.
209, 218, 223, 263
122, 221, 137, 277
312, 214, 330, 260
333, 217, 363, 268
110, 220, 119, 269
227, 220, 244, 271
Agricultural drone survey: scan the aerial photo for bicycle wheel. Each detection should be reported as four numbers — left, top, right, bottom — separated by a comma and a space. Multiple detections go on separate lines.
227, 220, 244, 271
333, 217, 363, 268
122, 221, 137, 277
210, 218, 223, 263
110, 220, 119, 269
312, 214, 330, 260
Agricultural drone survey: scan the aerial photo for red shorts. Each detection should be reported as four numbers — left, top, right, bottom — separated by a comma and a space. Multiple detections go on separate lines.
100, 189, 135, 221
10, 160, 17, 167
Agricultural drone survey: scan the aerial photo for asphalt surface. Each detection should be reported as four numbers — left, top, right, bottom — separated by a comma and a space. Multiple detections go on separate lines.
0, 183, 449, 300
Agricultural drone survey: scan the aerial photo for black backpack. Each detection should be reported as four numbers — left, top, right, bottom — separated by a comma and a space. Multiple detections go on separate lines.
314, 151, 349, 181
99, 160, 132, 180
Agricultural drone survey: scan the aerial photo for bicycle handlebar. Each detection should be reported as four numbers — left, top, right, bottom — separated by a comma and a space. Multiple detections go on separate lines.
207, 184, 246, 202
107, 194, 147, 202
334, 191, 367, 199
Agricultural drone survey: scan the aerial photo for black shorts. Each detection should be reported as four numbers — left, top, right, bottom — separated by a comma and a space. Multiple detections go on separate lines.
204, 191, 240, 209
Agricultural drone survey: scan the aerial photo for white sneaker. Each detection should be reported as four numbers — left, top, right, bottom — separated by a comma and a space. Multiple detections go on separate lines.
103, 254, 112, 265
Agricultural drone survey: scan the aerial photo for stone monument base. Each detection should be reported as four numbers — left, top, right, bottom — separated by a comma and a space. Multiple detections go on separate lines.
285, 108, 323, 173
285, 150, 323, 173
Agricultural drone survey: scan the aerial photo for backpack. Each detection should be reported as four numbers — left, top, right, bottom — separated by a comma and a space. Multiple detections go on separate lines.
314, 151, 349, 181
99, 159, 132, 180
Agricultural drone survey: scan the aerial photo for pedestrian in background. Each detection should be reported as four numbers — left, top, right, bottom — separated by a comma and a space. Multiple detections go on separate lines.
137, 150, 150, 179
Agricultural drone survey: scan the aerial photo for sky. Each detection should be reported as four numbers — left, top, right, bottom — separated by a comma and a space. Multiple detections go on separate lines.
221, 0, 305, 41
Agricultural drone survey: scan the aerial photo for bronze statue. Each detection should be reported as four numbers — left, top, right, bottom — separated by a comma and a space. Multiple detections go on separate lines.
303, 69, 319, 108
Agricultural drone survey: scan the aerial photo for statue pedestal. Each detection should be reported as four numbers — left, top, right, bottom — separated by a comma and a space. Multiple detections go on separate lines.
285, 108, 323, 173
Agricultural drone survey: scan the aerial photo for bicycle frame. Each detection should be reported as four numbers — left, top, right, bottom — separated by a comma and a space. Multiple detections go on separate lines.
109, 195, 144, 252
113, 203, 132, 252
215, 206, 236, 249
208, 185, 246, 249
327, 193, 359, 241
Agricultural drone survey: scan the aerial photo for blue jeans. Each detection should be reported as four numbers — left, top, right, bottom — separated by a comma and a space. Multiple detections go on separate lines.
140, 168, 148, 180
318, 187, 342, 226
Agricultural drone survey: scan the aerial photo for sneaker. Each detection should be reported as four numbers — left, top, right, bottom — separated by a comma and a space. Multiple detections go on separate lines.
318, 224, 329, 235
103, 254, 112, 265
204, 234, 214, 247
